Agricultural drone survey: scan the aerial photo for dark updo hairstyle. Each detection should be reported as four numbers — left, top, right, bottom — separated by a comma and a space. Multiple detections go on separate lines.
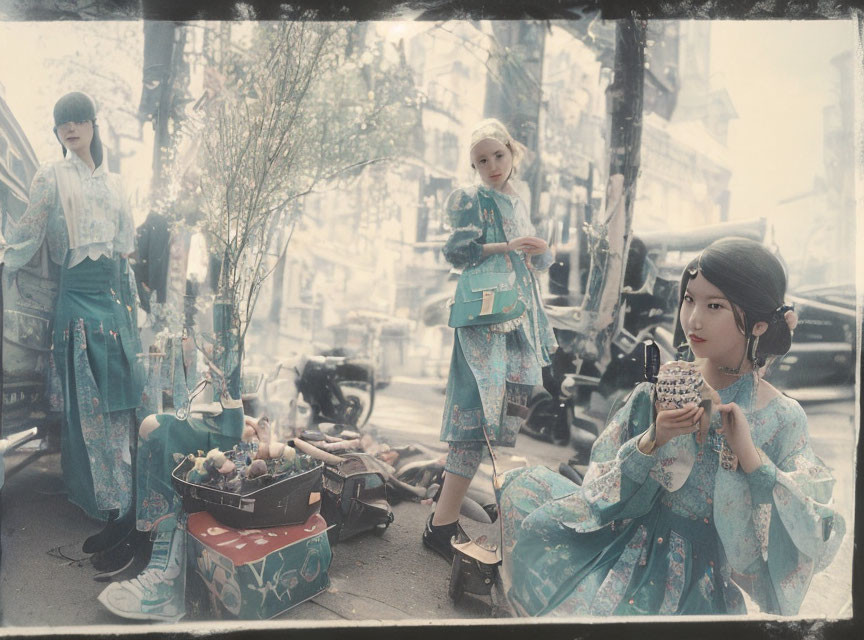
672, 237, 793, 367
52, 92, 104, 169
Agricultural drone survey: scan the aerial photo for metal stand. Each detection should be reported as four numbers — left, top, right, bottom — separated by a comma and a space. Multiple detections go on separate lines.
1, 427, 44, 482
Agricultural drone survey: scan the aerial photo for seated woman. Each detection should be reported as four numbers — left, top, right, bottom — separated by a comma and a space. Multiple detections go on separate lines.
496, 238, 845, 617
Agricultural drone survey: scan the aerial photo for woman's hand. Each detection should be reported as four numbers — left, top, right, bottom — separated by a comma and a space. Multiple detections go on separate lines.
654, 403, 704, 448
716, 402, 761, 472
507, 236, 548, 255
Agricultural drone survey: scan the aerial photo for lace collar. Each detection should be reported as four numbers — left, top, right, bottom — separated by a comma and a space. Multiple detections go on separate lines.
62, 149, 106, 178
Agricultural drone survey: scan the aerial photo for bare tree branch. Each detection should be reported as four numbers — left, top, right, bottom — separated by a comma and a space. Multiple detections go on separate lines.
186, 21, 418, 362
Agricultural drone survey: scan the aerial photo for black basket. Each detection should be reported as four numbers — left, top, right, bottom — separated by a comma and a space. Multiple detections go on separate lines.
171, 456, 324, 528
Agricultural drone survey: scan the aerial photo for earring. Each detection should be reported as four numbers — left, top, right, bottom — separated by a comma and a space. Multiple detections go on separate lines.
749, 334, 765, 368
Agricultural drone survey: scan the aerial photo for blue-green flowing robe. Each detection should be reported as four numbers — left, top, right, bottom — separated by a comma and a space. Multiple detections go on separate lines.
439, 185, 557, 464
497, 373, 845, 617
4, 159, 143, 520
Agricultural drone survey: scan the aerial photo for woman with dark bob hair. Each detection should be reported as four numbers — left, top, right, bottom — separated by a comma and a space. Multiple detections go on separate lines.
494, 237, 845, 617
2, 92, 143, 561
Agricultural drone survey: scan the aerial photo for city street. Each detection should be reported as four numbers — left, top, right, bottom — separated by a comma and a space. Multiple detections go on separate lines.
0, 377, 855, 628
0, 13, 858, 636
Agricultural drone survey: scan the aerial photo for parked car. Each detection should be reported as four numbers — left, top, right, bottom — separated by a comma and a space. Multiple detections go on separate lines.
764, 283, 856, 401
1, 96, 56, 486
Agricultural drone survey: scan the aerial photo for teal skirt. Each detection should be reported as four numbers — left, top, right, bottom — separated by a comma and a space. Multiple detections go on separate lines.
440, 326, 537, 446
52, 255, 143, 520
498, 466, 747, 617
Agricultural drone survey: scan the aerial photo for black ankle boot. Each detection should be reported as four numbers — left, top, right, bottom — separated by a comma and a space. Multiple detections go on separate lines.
422, 514, 462, 562
83, 508, 135, 555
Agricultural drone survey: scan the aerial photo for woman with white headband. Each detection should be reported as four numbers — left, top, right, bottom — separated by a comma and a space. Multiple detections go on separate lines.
422, 118, 558, 560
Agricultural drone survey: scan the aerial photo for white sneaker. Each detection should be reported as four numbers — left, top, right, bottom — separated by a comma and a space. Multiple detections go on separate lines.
97, 524, 185, 622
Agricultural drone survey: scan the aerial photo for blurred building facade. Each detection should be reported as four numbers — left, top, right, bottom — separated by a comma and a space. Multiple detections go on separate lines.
774, 50, 855, 289
635, 21, 736, 233
263, 23, 493, 378
540, 21, 736, 304
820, 51, 855, 287
263, 20, 741, 379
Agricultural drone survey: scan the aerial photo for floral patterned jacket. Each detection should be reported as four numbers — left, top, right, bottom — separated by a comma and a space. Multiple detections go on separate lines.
442, 184, 557, 364
4, 154, 134, 272
518, 379, 846, 615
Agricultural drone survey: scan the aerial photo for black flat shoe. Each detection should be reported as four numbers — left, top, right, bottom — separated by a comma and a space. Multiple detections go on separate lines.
482, 502, 499, 523
83, 509, 135, 555
422, 515, 464, 562
91, 531, 151, 581
91, 541, 135, 579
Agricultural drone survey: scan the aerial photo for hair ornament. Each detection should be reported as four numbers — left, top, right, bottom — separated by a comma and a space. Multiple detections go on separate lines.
470, 118, 513, 152
468, 118, 526, 172
687, 252, 703, 277
772, 303, 797, 331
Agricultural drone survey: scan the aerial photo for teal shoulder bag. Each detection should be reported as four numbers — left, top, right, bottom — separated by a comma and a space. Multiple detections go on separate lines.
447, 191, 526, 329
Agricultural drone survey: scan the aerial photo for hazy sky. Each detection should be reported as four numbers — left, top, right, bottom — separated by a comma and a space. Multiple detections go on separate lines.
710, 20, 854, 222
0, 19, 857, 233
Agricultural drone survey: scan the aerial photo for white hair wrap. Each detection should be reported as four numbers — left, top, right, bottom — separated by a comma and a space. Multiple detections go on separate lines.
468, 118, 525, 166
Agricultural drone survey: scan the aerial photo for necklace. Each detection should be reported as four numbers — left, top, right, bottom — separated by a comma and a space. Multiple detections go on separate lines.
717, 337, 752, 376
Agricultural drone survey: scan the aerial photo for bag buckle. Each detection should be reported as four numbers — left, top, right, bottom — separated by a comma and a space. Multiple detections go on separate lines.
480, 290, 495, 316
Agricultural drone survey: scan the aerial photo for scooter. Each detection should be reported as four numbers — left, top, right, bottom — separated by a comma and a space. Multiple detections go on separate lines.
296, 353, 375, 429
520, 346, 602, 459
259, 352, 375, 433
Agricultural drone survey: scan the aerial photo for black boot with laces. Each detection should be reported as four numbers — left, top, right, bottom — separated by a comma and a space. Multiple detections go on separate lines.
422, 514, 464, 562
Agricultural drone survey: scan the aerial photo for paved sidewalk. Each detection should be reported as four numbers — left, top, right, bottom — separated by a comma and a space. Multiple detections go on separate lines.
0, 448, 500, 629
0, 387, 855, 629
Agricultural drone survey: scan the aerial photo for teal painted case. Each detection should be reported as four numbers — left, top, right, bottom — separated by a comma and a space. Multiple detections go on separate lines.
187, 511, 332, 619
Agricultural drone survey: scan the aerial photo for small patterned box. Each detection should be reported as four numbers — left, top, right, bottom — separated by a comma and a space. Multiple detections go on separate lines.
655, 361, 705, 410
